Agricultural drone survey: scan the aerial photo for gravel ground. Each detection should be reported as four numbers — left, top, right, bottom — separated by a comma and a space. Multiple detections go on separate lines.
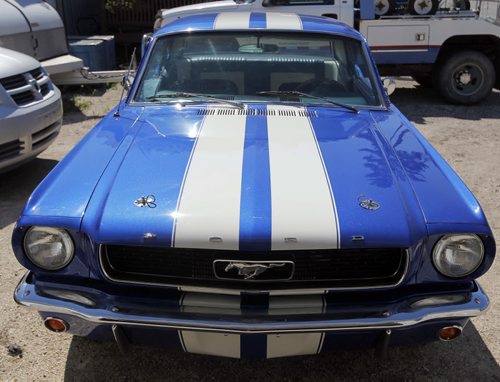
0, 82, 499, 381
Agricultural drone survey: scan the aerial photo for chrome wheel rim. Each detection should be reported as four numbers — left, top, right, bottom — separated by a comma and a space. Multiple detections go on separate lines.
452, 63, 485, 96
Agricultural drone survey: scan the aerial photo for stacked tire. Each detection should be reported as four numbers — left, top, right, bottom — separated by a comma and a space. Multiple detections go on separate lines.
375, 0, 439, 17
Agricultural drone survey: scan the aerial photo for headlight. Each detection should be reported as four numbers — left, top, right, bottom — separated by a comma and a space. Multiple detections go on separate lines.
23, 226, 74, 270
432, 234, 484, 278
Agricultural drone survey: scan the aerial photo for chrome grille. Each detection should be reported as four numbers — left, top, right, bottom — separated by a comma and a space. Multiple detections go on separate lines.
101, 246, 408, 290
0, 67, 52, 106
0, 74, 26, 91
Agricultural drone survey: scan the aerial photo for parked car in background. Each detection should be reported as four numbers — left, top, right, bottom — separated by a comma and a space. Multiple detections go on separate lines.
12, 13, 495, 359
0, 46, 62, 173
0, 0, 83, 76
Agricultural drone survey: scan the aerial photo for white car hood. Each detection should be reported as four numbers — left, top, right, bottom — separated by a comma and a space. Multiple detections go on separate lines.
159, 0, 244, 28
0, 47, 39, 78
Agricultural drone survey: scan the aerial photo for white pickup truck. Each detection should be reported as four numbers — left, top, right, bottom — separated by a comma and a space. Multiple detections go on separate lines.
0, 0, 82, 76
153, 0, 500, 104
0, 0, 127, 85
0, 46, 62, 172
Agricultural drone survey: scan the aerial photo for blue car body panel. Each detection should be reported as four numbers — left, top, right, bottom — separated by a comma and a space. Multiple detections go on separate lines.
11, 12, 495, 359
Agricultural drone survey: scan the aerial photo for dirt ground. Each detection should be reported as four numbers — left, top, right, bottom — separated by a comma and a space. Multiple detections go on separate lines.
0, 81, 499, 381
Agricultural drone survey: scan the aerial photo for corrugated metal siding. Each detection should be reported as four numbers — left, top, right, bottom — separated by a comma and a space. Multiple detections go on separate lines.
105, 0, 209, 30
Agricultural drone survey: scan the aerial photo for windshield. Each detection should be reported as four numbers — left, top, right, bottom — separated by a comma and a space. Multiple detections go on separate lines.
134, 32, 383, 107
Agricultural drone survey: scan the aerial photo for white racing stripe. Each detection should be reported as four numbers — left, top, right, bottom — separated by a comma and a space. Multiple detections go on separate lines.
267, 333, 324, 358
173, 109, 247, 249
267, 106, 339, 250
180, 331, 241, 358
266, 13, 302, 30
268, 295, 324, 315
181, 292, 241, 315
214, 12, 251, 29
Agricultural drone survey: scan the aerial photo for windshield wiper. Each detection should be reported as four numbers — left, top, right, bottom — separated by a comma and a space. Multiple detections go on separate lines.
257, 90, 359, 113
146, 92, 245, 109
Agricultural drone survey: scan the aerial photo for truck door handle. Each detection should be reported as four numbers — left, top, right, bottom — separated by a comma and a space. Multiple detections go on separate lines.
415, 33, 426, 41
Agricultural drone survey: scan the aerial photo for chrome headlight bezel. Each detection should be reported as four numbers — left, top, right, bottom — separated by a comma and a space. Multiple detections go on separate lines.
432, 234, 485, 278
23, 226, 75, 271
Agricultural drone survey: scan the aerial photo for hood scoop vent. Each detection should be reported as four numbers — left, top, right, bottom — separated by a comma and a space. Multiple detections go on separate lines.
197, 108, 318, 118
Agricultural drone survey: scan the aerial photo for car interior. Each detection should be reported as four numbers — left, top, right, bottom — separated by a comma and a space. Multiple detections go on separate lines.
136, 33, 378, 105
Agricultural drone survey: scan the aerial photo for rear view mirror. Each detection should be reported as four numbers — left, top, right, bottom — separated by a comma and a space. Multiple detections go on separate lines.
382, 78, 396, 96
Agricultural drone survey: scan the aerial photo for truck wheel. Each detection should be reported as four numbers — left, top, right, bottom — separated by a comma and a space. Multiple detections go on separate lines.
374, 0, 396, 16
412, 74, 433, 88
435, 51, 496, 104
407, 0, 439, 15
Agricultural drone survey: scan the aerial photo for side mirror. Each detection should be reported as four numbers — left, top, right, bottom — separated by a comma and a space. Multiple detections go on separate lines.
121, 73, 135, 92
382, 78, 396, 96
141, 33, 153, 58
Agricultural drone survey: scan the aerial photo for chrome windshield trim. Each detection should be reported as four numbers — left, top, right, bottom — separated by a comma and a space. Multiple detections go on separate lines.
98, 245, 409, 296
14, 272, 489, 334
127, 100, 389, 112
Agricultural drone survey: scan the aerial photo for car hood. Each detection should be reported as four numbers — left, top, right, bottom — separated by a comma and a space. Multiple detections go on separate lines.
0, 47, 40, 78
81, 105, 426, 250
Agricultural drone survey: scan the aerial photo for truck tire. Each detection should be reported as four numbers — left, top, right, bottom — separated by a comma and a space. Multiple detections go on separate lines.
374, 0, 396, 16
407, 0, 439, 15
435, 51, 496, 104
412, 74, 433, 88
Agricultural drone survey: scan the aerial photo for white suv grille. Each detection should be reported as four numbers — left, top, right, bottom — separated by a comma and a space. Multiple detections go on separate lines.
0, 67, 52, 106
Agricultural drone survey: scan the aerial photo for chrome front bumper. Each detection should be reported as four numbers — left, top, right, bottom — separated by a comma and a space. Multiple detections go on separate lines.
13, 272, 490, 335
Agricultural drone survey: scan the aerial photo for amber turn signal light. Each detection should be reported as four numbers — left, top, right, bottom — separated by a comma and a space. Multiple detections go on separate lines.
44, 318, 69, 333
438, 326, 463, 341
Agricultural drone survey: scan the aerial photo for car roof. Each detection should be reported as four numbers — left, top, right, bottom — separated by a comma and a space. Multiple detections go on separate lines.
154, 12, 364, 41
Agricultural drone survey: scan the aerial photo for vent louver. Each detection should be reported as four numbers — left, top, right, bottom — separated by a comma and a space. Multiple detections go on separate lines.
197, 108, 318, 118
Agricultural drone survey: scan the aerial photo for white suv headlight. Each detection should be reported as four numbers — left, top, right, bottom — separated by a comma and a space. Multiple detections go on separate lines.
23, 226, 74, 270
432, 234, 484, 278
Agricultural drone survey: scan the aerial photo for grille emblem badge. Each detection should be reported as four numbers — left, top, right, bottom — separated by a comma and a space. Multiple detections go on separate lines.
225, 262, 285, 280
213, 260, 294, 281
28, 78, 41, 93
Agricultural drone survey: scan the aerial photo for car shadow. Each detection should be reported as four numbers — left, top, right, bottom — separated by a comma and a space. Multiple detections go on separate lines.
390, 85, 500, 124
63, 324, 499, 381
0, 158, 58, 230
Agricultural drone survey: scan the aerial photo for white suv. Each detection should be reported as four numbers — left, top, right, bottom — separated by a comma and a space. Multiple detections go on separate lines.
0, 47, 62, 173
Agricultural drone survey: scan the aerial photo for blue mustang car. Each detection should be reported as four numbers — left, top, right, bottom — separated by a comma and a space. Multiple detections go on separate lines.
12, 12, 495, 359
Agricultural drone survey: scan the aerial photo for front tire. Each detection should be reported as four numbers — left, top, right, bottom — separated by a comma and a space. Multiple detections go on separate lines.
407, 0, 439, 15
435, 51, 496, 104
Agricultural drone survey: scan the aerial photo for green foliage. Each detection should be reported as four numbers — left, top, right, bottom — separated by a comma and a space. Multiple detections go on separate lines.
105, 0, 137, 13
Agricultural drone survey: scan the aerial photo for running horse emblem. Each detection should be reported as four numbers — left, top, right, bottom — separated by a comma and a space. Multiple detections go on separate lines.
224, 262, 286, 280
